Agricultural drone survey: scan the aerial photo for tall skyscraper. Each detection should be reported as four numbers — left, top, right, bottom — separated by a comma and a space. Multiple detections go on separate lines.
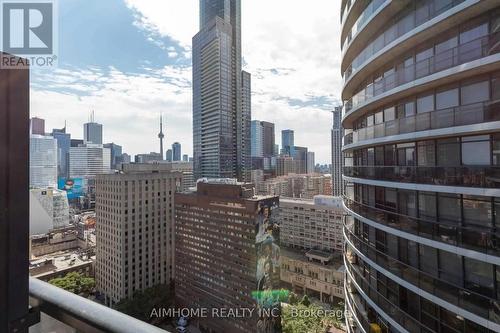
95, 164, 182, 305
306, 151, 315, 174
193, 0, 251, 182
331, 106, 343, 196
281, 129, 294, 156
166, 149, 173, 162
103, 143, 123, 169
172, 142, 181, 161
30, 117, 45, 135
341, 2, 500, 333
83, 112, 103, 145
261, 121, 275, 157
293, 146, 307, 174
182, 154, 188, 162
158, 114, 165, 160
52, 126, 71, 179
30, 135, 58, 188
251, 120, 264, 157
175, 180, 281, 333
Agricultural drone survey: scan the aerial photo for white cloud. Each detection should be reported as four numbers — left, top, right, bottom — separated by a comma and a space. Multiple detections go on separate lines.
31, 66, 193, 158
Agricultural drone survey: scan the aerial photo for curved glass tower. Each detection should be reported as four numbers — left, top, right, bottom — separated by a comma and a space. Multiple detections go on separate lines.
340, 1, 500, 332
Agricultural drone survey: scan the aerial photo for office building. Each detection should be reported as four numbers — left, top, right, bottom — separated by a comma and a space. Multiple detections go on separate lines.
341, 1, 500, 332
175, 180, 281, 333
168, 161, 195, 191
251, 120, 264, 157
166, 149, 173, 162
280, 195, 343, 253
193, 0, 251, 182
172, 142, 181, 161
30, 117, 45, 135
306, 151, 315, 174
70, 139, 84, 147
104, 143, 123, 169
52, 126, 71, 179
29, 188, 70, 235
95, 164, 182, 305
258, 174, 333, 199
134, 152, 162, 164
83, 122, 103, 145
69, 144, 111, 179
331, 106, 343, 196
262, 121, 275, 157
30, 135, 58, 188
276, 156, 298, 176
182, 154, 188, 162
281, 129, 294, 156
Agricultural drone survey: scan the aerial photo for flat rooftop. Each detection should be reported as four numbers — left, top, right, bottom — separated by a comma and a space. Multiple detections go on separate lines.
281, 247, 344, 271
30, 248, 94, 278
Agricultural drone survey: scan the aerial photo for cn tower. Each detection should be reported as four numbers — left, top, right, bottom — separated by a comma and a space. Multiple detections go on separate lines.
158, 114, 165, 160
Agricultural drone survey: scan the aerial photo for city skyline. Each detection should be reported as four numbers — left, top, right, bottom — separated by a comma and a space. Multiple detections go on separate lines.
29, 0, 342, 164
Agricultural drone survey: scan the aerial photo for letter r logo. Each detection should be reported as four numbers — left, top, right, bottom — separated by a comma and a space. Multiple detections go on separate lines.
2, 1, 53, 54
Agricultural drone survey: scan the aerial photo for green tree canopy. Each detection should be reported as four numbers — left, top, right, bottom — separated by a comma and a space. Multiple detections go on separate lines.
49, 272, 95, 297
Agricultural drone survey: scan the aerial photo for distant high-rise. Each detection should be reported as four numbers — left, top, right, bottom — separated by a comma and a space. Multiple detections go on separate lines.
193, 0, 251, 182
331, 106, 343, 196
30, 135, 58, 188
175, 180, 281, 333
306, 151, 315, 174
166, 149, 173, 162
95, 164, 182, 305
103, 143, 123, 169
293, 146, 307, 174
69, 144, 111, 179
281, 130, 294, 156
251, 120, 264, 157
52, 125, 71, 179
83, 112, 103, 145
30, 117, 45, 135
252, 120, 275, 159
261, 121, 275, 157
134, 152, 162, 164
182, 154, 188, 162
172, 142, 181, 161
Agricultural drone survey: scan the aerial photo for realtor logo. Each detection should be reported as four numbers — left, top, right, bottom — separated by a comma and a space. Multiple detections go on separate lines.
1, 0, 58, 68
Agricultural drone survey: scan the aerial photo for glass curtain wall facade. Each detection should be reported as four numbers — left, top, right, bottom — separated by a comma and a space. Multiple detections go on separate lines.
193, 0, 251, 182
340, 1, 500, 332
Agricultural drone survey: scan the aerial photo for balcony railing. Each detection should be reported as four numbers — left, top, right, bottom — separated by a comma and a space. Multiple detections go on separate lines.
342, 0, 387, 51
29, 277, 170, 333
343, 0, 466, 82
344, 31, 500, 114
344, 257, 432, 332
344, 227, 500, 325
343, 165, 500, 188
343, 100, 500, 146
343, 198, 500, 257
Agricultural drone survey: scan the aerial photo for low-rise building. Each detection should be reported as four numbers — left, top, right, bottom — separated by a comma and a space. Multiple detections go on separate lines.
280, 248, 344, 304
280, 195, 344, 253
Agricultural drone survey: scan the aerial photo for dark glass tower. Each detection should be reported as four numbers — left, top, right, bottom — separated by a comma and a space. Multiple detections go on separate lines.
193, 0, 250, 182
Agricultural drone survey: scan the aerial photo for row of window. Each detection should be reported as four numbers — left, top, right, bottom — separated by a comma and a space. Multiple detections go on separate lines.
350, 72, 500, 132
347, 134, 500, 167
347, 14, 500, 111
346, 222, 500, 321
345, 183, 500, 254
344, 0, 469, 79
345, 256, 496, 333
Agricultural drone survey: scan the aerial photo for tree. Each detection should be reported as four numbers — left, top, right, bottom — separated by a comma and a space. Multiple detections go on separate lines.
288, 292, 299, 305
300, 294, 311, 307
115, 284, 173, 323
49, 272, 95, 297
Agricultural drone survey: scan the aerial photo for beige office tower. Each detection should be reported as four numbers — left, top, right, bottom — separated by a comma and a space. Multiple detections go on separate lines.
95, 164, 182, 306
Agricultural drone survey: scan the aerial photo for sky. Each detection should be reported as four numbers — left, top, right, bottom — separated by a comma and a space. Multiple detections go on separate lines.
31, 0, 343, 164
